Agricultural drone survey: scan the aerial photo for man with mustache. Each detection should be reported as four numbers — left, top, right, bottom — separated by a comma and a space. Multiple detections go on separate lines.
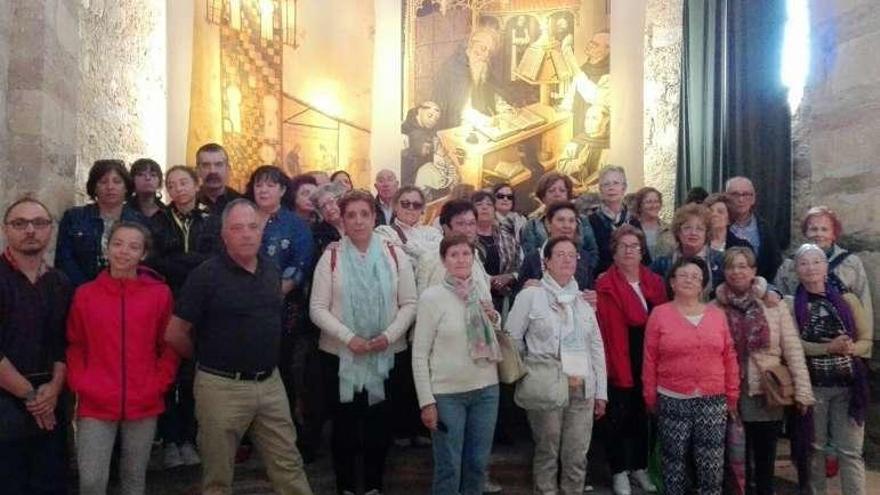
196, 143, 242, 215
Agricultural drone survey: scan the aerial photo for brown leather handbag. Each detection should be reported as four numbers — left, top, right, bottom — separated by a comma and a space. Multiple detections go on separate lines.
758, 362, 795, 407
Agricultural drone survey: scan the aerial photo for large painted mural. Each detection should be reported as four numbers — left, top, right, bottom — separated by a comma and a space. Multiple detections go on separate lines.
402, 0, 610, 212
185, 0, 609, 202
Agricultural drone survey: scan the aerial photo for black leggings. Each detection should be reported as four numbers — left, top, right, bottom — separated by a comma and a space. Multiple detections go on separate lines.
322, 351, 392, 494
604, 385, 651, 474
744, 420, 782, 495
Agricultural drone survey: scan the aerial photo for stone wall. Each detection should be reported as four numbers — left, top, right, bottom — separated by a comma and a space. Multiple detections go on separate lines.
0, 0, 10, 193
643, 0, 682, 219
3, 0, 81, 217
794, 0, 880, 465
793, 0, 880, 337
0, 0, 165, 217
77, 0, 166, 199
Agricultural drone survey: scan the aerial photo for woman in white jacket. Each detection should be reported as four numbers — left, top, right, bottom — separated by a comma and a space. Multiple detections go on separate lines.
310, 189, 417, 495
506, 236, 607, 495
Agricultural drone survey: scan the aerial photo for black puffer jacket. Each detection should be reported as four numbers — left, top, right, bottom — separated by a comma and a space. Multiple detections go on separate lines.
147, 203, 221, 294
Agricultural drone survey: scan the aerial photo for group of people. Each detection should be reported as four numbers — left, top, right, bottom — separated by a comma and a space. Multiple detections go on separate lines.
0, 142, 872, 495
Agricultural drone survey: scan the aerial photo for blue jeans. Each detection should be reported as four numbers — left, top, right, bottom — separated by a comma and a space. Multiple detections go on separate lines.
432, 384, 499, 495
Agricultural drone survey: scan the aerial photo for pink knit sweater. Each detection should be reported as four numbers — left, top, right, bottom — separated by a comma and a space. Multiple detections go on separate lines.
642, 302, 740, 410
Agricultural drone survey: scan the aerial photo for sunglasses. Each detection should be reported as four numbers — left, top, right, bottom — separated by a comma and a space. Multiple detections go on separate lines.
495, 193, 514, 201
399, 200, 424, 211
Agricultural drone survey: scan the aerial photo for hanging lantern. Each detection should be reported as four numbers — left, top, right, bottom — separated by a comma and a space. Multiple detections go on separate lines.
282, 0, 298, 48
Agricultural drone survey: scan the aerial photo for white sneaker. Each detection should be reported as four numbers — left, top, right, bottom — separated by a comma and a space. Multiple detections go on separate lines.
612, 471, 632, 495
364, 490, 383, 495
180, 442, 201, 466
163, 443, 184, 469
582, 484, 595, 493
483, 478, 502, 493
630, 469, 657, 493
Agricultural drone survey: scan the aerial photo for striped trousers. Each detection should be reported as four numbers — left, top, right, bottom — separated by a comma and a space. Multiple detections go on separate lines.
657, 394, 727, 495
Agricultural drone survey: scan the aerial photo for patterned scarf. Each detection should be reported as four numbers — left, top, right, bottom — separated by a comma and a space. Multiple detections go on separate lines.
442, 274, 502, 364
541, 273, 590, 379
718, 282, 770, 379
794, 284, 868, 424
339, 236, 395, 405
791, 283, 870, 485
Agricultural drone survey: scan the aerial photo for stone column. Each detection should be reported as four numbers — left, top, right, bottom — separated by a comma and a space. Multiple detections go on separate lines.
643, 0, 682, 220
4, 0, 81, 215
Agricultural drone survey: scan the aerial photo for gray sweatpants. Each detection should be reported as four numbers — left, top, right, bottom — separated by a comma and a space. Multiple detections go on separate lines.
76, 417, 158, 495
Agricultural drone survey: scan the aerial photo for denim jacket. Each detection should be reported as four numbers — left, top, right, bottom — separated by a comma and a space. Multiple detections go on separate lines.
54, 203, 148, 287
520, 214, 599, 272
261, 207, 314, 288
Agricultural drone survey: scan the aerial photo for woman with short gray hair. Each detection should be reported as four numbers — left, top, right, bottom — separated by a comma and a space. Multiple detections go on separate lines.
790, 243, 871, 495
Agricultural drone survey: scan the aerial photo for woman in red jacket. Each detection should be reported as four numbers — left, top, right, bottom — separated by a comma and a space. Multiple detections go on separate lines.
595, 225, 666, 495
67, 221, 179, 495
642, 256, 739, 495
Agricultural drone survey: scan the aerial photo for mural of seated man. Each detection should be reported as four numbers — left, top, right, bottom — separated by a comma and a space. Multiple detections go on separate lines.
557, 103, 609, 187
401, 100, 441, 186
434, 26, 518, 130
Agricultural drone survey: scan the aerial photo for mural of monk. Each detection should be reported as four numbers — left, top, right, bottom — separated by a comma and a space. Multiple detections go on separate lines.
562, 30, 610, 135
401, 101, 441, 185
558, 103, 609, 185
433, 27, 515, 130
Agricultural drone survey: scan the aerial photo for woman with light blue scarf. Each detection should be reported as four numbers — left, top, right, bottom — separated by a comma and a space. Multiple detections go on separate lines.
310, 189, 417, 495
507, 236, 608, 495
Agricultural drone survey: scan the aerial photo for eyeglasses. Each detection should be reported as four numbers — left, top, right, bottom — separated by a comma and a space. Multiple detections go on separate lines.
681, 225, 707, 234
6, 218, 52, 230
399, 200, 424, 211
619, 243, 642, 252
600, 180, 625, 188
495, 193, 514, 201
728, 191, 754, 199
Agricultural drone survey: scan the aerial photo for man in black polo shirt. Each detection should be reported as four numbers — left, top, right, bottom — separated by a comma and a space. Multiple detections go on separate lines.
165, 198, 312, 495
0, 197, 72, 494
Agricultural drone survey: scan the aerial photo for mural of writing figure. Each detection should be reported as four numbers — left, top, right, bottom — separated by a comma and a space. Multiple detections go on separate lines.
433, 27, 514, 130
558, 103, 609, 185
401, 100, 441, 186
561, 30, 610, 136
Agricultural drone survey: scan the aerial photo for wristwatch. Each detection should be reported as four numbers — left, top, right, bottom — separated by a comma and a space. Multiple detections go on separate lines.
23, 389, 37, 402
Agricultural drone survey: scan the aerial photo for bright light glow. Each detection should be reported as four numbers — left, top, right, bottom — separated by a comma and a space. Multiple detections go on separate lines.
782, 0, 810, 112
260, 0, 274, 40
137, 1, 167, 169
304, 80, 344, 117
230, 0, 241, 30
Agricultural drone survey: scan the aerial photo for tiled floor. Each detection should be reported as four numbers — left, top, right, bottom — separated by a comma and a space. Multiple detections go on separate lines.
139, 438, 876, 494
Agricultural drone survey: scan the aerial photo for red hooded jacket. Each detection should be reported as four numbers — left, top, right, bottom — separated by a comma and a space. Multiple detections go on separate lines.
595, 264, 667, 388
66, 267, 179, 421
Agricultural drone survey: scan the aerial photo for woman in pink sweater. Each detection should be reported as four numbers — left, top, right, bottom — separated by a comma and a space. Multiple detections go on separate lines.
642, 256, 739, 495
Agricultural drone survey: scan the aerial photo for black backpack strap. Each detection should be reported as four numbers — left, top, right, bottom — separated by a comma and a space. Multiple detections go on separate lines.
391, 223, 408, 245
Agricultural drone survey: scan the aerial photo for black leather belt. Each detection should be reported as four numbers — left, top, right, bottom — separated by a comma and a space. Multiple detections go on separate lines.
197, 364, 273, 382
